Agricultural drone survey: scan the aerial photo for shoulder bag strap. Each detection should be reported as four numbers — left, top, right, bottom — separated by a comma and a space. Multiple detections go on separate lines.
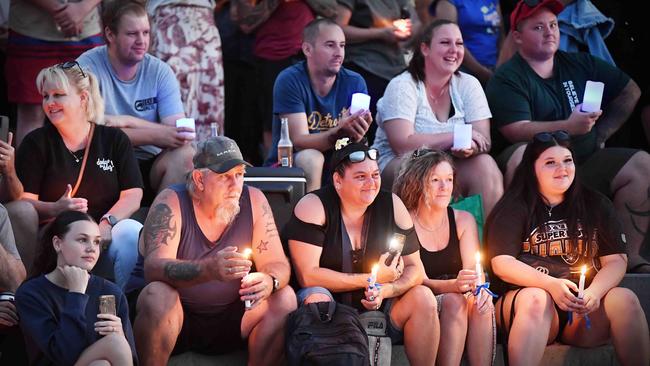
70, 123, 95, 198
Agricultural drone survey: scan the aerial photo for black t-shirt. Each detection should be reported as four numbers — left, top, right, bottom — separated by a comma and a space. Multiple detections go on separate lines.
486, 51, 630, 161
16, 123, 143, 221
486, 193, 626, 293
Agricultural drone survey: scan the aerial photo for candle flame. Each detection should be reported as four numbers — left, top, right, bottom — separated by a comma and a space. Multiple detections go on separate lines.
371, 264, 379, 275
581, 265, 587, 276
475, 251, 481, 263
243, 248, 252, 258
389, 238, 398, 250
393, 19, 408, 33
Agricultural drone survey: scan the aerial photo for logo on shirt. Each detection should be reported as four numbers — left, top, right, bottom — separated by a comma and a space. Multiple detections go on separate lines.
135, 97, 158, 112
307, 107, 348, 132
562, 80, 579, 110
523, 219, 597, 265
97, 158, 115, 172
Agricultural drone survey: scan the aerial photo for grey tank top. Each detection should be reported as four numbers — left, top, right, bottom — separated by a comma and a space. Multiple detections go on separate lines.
170, 184, 253, 314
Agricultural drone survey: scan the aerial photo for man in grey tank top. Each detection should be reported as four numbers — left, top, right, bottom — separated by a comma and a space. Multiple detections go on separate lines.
133, 137, 296, 365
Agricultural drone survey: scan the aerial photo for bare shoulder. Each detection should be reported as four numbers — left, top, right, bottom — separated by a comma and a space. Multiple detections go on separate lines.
294, 193, 325, 226
453, 208, 478, 229
392, 193, 413, 230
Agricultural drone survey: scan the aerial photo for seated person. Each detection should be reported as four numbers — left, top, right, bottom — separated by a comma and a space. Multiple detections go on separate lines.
486, 131, 650, 366
11, 63, 143, 289
485, 0, 650, 272
286, 138, 439, 366
16, 211, 136, 366
394, 149, 494, 366
131, 136, 296, 365
428, 0, 505, 85
77, 0, 193, 201
0, 203, 27, 364
266, 18, 372, 192
372, 19, 503, 216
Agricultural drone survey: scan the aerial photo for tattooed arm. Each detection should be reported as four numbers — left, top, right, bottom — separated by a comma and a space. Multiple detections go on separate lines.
243, 188, 291, 295
141, 189, 249, 288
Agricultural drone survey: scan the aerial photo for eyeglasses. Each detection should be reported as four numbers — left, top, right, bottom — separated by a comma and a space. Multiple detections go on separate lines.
533, 130, 570, 143
58, 61, 87, 78
523, 0, 541, 6
347, 149, 378, 163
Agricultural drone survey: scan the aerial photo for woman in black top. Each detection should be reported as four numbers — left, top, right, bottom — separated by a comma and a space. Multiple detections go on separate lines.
394, 149, 494, 366
486, 131, 649, 366
12, 63, 144, 289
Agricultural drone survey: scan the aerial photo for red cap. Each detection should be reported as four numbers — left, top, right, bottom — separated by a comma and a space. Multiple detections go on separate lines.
510, 0, 564, 32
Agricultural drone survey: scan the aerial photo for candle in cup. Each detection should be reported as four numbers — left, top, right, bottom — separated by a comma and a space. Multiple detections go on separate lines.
578, 265, 586, 299
243, 248, 253, 308
369, 264, 379, 289
475, 252, 483, 286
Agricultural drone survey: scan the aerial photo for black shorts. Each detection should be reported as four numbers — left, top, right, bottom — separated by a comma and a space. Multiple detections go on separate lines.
172, 301, 248, 355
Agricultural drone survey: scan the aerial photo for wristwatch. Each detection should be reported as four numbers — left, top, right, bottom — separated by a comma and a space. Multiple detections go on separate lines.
270, 275, 280, 293
100, 214, 118, 227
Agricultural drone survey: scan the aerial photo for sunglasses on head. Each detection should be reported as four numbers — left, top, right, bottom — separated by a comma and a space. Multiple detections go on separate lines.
58, 61, 87, 78
533, 130, 570, 143
347, 149, 378, 163
412, 147, 436, 159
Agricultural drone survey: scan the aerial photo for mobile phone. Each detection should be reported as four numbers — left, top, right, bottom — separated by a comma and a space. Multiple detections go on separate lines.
385, 233, 406, 266
99, 295, 116, 316
0, 116, 9, 143
581, 81, 604, 113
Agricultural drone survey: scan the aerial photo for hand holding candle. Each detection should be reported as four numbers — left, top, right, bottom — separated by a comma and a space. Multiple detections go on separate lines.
578, 265, 586, 299
369, 264, 379, 289
242, 248, 253, 309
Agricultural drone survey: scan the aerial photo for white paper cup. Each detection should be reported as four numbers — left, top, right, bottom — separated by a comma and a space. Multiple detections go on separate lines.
453, 124, 472, 150
176, 118, 196, 140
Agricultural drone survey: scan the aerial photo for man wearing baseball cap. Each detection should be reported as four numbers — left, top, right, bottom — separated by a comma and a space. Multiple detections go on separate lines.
486, 0, 650, 273
131, 136, 296, 365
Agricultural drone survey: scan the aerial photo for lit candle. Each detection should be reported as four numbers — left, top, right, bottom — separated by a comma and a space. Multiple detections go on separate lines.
578, 265, 586, 299
243, 248, 253, 308
369, 264, 379, 289
393, 19, 409, 34
475, 252, 483, 286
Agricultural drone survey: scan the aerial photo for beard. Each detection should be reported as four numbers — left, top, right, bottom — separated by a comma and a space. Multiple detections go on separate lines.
215, 199, 241, 225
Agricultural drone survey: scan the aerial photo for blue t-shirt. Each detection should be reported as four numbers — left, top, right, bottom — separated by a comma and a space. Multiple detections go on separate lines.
434, 0, 501, 68
265, 61, 368, 165
15, 274, 137, 366
77, 45, 184, 156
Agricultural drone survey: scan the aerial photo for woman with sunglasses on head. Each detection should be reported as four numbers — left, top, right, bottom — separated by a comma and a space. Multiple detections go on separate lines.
371, 19, 503, 217
394, 149, 494, 366
485, 131, 649, 366
286, 137, 440, 366
7, 63, 144, 289
15, 211, 136, 366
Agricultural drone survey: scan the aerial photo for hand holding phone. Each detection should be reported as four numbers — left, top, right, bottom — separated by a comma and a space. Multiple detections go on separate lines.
99, 295, 116, 316
581, 81, 604, 113
385, 233, 406, 266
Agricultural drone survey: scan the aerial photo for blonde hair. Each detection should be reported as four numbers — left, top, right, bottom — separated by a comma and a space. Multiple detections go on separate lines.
36, 64, 105, 125
393, 149, 455, 210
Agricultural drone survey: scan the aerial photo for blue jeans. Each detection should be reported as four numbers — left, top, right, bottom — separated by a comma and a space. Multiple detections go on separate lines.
93, 219, 142, 289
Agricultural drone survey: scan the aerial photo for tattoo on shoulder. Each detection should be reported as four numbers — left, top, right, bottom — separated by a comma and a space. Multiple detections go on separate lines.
262, 202, 279, 239
144, 203, 178, 255
164, 262, 200, 281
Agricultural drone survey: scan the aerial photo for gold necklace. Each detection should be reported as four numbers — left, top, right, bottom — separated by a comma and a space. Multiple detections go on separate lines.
427, 82, 449, 105
414, 210, 448, 232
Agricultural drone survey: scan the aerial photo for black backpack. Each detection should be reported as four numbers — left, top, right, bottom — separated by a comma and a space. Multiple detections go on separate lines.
285, 301, 370, 366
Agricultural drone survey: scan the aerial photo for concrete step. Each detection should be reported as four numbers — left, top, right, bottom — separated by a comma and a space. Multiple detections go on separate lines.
169, 274, 649, 365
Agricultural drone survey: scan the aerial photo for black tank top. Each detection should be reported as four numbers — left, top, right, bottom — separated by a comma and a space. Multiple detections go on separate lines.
419, 207, 463, 279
